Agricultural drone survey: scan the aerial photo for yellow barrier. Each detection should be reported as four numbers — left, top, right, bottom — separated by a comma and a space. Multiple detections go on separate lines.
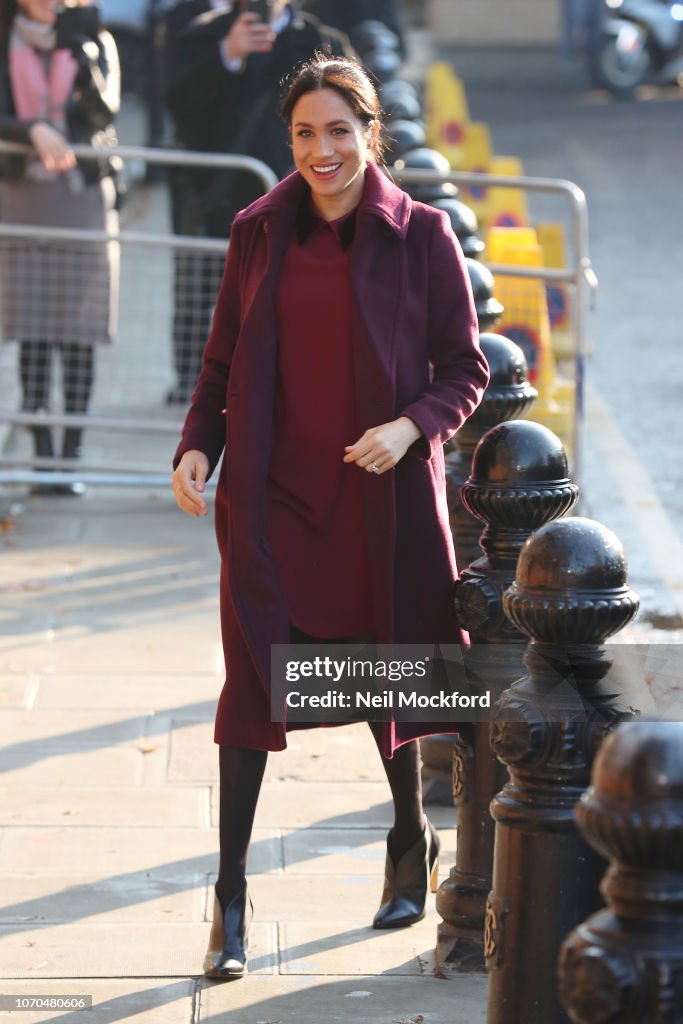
485, 156, 529, 232
487, 227, 575, 455
536, 222, 574, 362
459, 122, 493, 223
425, 62, 469, 169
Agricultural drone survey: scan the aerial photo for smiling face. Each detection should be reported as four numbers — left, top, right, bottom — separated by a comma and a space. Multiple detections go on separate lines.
290, 88, 377, 221
17, 0, 59, 25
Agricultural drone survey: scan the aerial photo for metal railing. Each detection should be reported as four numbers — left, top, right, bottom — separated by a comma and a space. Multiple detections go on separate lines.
0, 145, 594, 489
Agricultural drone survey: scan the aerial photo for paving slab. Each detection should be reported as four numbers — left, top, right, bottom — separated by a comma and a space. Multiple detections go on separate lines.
278, 917, 441, 976
0, 922, 275, 978
0, 875, 202, 925
245, 875, 385, 924
0, 710, 154, 746
281, 829, 457, 879
0, 827, 279, 877
1, 620, 221, 676
167, 721, 217, 783
251, 782, 395, 830
0, 979, 196, 1024
0, 747, 145, 787
31, 674, 220, 714
199, 973, 488, 1024
264, 726, 386, 783
0, 787, 209, 828
0, 675, 37, 709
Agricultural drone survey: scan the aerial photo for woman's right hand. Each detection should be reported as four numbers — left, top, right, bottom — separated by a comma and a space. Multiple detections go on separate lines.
223, 12, 275, 62
173, 450, 210, 518
28, 122, 76, 173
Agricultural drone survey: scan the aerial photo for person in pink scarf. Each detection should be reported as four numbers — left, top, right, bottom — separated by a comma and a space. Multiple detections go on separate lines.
0, 0, 120, 495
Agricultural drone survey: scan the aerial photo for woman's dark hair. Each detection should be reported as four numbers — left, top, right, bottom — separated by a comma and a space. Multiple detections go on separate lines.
281, 53, 386, 163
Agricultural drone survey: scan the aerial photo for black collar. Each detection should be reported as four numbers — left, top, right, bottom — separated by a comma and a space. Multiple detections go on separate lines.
295, 195, 357, 250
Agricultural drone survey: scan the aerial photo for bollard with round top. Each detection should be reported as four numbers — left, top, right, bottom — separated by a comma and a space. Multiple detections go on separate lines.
486, 517, 641, 1024
429, 196, 485, 259
384, 118, 426, 161
446, 335, 538, 570
559, 719, 683, 1024
422, 338, 537, 808
392, 147, 457, 201
466, 258, 504, 332
434, 420, 578, 972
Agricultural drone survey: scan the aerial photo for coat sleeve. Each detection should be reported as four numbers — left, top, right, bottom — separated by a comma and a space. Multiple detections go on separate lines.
399, 210, 489, 461
173, 227, 243, 476
164, 10, 240, 136
69, 32, 120, 132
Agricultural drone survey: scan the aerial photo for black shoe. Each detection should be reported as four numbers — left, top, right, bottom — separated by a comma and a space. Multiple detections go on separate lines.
372, 820, 440, 929
203, 886, 252, 980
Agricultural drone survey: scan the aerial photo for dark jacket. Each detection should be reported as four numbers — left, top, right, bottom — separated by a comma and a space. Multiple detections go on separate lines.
163, 0, 352, 234
174, 162, 490, 755
302, 0, 406, 56
0, 31, 120, 184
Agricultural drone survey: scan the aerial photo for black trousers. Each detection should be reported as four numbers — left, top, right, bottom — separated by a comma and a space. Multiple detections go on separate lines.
19, 341, 94, 414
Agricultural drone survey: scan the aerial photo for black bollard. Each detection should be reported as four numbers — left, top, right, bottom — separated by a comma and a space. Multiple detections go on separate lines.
421, 338, 537, 807
447, 335, 538, 571
435, 420, 578, 972
486, 518, 640, 1024
466, 259, 504, 332
559, 720, 683, 1024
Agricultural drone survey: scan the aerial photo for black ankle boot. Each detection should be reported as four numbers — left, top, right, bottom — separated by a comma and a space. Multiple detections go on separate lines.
372, 820, 440, 929
203, 886, 252, 979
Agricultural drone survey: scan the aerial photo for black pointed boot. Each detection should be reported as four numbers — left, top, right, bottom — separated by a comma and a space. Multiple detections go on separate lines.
203, 885, 252, 979
372, 820, 441, 929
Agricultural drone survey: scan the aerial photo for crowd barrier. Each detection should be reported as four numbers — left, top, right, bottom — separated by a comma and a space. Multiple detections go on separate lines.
0, 144, 595, 489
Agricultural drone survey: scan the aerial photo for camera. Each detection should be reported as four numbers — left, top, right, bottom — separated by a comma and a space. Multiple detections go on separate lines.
239, 0, 271, 22
55, 4, 102, 50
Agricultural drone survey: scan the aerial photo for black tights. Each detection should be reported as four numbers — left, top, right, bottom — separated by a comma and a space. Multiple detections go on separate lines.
215, 731, 425, 909
20, 341, 95, 413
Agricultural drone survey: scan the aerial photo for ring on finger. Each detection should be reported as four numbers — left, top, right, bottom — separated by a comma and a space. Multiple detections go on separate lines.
370, 461, 379, 474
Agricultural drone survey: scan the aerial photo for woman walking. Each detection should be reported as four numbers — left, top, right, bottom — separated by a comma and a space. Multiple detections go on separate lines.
172, 54, 489, 979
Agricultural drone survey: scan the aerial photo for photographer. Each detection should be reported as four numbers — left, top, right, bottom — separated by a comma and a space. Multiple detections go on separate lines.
162, 0, 351, 404
0, 0, 120, 494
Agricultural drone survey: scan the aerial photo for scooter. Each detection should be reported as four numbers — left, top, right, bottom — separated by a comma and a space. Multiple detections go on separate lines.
589, 0, 683, 94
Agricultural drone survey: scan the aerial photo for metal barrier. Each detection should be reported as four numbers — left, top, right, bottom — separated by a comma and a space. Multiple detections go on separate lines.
0, 143, 276, 489
0, 147, 594, 489
395, 166, 598, 483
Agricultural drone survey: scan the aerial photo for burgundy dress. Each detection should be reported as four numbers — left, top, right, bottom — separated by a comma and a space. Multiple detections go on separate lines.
267, 202, 374, 638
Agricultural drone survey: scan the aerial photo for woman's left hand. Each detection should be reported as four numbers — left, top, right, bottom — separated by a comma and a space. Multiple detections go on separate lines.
28, 123, 76, 173
343, 416, 422, 475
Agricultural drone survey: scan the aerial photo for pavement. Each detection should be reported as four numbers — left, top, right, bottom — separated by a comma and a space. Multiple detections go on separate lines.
0, 489, 486, 1023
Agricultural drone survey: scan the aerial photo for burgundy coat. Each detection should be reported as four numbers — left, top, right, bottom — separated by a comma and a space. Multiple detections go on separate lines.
175, 162, 489, 755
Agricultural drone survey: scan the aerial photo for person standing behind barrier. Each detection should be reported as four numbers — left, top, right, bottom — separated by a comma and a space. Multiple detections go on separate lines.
0, 0, 120, 495
161, 0, 351, 405
172, 55, 489, 979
